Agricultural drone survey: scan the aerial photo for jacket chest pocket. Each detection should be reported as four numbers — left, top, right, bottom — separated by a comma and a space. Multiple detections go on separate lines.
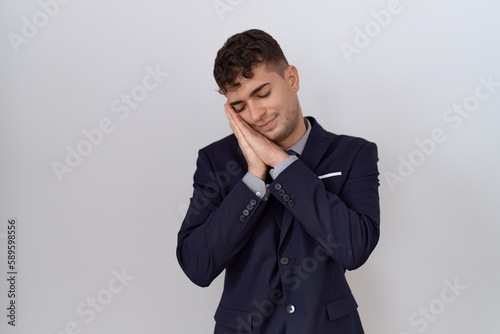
320, 174, 345, 194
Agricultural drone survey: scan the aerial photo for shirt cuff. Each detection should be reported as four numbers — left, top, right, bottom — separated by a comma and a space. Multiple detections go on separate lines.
269, 155, 298, 180
242, 172, 269, 200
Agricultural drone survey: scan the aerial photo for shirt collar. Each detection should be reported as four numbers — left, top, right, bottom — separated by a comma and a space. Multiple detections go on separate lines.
282, 117, 311, 155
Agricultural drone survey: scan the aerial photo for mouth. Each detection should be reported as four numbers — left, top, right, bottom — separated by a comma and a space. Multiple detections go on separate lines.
258, 115, 277, 131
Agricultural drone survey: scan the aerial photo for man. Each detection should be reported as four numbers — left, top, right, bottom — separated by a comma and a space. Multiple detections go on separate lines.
177, 29, 380, 334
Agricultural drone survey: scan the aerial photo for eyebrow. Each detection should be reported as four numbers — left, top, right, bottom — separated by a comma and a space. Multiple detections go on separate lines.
229, 83, 270, 106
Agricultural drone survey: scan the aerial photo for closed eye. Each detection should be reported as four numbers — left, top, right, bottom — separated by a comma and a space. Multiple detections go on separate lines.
233, 90, 270, 112
235, 104, 246, 113
258, 90, 271, 98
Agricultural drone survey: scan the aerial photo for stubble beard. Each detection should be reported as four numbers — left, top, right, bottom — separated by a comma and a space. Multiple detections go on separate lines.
265, 103, 301, 145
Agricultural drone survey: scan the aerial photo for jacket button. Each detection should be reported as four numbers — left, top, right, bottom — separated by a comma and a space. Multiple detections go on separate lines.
279, 189, 286, 196
288, 200, 295, 207
250, 199, 257, 206
242, 209, 250, 216
246, 204, 254, 210
286, 304, 296, 314
239, 215, 246, 222
280, 257, 290, 265
274, 183, 282, 190
283, 194, 290, 201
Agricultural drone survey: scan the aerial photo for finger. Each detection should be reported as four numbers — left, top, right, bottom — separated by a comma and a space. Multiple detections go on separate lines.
227, 109, 265, 145
224, 103, 248, 145
225, 104, 258, 147
224, 102, 239, 122
224, 102, 252, 131
224, 102, 232, 117
224, 103, 276, 162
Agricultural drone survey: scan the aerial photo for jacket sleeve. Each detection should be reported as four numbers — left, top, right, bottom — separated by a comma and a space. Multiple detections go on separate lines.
269, 141, 380, 270
176, 149, 268, 287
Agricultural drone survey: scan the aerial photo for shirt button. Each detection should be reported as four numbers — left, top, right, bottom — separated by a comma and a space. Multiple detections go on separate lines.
286, 304, 296, 314
256, 192, 261, 197
280, 257, 290, 265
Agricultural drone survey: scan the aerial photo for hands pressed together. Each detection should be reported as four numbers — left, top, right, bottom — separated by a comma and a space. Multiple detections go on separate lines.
224, 102, 289, 181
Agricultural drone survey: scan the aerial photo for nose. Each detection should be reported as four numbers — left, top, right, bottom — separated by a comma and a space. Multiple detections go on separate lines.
247, 101, 266, 123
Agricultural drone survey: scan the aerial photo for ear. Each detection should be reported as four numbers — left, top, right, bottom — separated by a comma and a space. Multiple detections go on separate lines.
285, 65, 300, 93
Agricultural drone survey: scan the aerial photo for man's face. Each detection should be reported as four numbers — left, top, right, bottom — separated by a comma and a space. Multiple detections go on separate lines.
225, 63, 303, 148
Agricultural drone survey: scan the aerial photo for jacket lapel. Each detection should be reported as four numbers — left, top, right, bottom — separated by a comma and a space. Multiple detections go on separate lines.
299, 117, 331, 172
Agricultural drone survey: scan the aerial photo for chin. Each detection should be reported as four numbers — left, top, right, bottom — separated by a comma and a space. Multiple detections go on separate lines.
268, 130, 288, 145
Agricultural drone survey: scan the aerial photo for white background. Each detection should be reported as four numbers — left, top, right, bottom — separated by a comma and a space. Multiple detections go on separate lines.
1, 0, 499, 333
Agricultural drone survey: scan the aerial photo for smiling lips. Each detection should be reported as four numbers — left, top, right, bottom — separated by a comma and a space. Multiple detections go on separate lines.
258, 115, 277, 131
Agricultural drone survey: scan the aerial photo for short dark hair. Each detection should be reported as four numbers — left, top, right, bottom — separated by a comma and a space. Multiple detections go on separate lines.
213, 29, 289, 95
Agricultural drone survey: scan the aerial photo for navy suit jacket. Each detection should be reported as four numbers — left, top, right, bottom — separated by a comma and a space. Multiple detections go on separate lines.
177, 117, 380, 334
